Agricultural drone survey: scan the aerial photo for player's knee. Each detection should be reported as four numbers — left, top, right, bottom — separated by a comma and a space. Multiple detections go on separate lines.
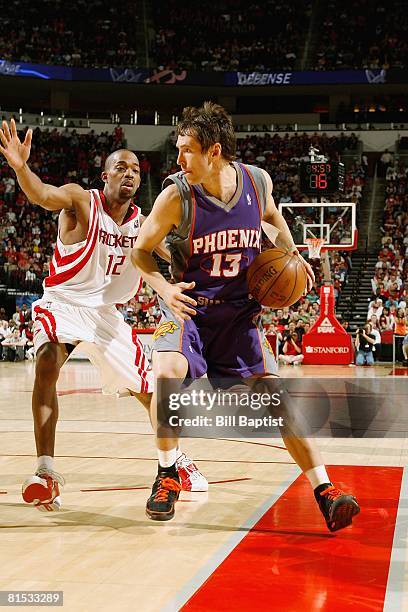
155, 364, 186, 379
154, 359, 188, 379
153, 352, 188, 379
35, 344, 62, 381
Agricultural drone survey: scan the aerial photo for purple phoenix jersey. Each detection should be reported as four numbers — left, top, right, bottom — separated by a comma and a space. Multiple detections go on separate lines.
165, 162, 267, 311
155, 162, 277, 379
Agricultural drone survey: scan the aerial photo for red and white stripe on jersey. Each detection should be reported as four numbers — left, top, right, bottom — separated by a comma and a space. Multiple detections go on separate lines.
132, 329, 149, 393
33, 305, 58, 343
45, 191, 99, 288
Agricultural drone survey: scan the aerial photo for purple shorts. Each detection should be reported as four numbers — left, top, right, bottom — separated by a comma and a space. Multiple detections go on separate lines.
153, 298, 278, 379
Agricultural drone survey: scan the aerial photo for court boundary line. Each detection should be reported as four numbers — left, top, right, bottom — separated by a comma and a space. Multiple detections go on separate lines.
383, 466, 407, 611
81, 478, 252, 492
162, 465, 301, 612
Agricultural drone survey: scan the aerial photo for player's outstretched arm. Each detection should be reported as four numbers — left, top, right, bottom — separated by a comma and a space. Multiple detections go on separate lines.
132, 185, 197, 322
0, 118, 89, 212
260, 168, 315, 291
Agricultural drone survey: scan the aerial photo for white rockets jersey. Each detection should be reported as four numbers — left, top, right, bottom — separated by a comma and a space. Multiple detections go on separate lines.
42, 189, 142, 308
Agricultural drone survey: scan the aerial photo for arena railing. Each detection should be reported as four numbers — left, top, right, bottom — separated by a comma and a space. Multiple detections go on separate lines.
0, 109, 406, 132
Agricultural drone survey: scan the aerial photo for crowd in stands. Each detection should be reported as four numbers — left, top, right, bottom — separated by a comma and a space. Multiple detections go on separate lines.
152, 0, 309, 72
0, 0, 142, 68
0, 304, 34, 361
261, 295, 317, 366
1, 0, 407, 73
314, 0, 407, 70
117, 283, 161, 330
366, 157, 408, 364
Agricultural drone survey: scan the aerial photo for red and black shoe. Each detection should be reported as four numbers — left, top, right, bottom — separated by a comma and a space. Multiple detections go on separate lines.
317, 484, 360, 532
146, 471, 181, 521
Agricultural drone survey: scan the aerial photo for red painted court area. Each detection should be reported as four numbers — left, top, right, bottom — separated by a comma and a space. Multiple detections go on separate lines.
183, 466, 402, 611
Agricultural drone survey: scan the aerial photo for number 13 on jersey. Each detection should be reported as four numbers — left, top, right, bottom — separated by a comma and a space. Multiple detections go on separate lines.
209, 253, 242, 277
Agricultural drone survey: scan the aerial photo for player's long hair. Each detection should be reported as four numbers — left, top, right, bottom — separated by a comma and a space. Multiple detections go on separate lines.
177, 101, 236, 162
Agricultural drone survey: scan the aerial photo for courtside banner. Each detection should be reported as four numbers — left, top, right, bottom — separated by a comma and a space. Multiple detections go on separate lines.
0, 59, 221, 85
224, 69, 389, 86
156, 377, 406, 439
3, 58, 405, 87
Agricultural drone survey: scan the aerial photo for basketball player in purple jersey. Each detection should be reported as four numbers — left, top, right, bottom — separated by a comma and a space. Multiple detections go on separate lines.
132, 102, 360, 530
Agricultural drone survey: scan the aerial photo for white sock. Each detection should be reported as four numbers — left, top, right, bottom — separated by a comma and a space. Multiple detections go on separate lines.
305, 465, 330, 489
37, 455, 54, 472
158, 448, 177, 468
176, 447, 183, 461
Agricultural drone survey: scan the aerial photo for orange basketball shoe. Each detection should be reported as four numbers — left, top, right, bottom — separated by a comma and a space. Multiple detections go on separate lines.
22, 468, 65, 512
176, 453, 208, 492
146, 470, 181, 521
316, 484, 360, 532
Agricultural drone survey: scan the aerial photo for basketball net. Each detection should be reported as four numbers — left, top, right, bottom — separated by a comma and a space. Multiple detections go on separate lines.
305, 238, 326, 260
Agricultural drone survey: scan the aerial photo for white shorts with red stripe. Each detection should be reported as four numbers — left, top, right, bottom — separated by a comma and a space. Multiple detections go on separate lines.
32, 299, 153, 394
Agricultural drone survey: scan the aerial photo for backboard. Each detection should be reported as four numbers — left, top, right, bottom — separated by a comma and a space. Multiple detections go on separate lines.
278, 202, 357, 250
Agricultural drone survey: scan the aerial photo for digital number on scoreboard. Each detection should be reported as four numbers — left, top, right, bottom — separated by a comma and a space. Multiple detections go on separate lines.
299, 161, 345, 194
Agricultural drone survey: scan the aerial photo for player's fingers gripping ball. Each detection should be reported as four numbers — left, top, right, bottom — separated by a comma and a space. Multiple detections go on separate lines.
247, 248, 307, 308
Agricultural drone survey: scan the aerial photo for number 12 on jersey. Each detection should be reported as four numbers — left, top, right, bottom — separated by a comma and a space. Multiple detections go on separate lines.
106, 254, 126, 276
209, 253, 242, 277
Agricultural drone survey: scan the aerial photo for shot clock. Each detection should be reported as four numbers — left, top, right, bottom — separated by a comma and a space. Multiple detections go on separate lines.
299, 161, 345, 194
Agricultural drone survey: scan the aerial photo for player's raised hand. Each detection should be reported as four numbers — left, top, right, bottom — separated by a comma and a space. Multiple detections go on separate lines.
0, 118, 33, 171
162, 281, 197, 322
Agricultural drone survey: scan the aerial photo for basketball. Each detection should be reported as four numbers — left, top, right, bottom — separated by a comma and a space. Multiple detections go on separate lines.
247, 248, 307, 308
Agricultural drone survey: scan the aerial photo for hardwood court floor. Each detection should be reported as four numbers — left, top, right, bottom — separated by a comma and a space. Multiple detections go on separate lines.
0, 360, 407, 611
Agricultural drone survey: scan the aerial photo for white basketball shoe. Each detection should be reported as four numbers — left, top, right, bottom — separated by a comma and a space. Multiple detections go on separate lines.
176, 453, 208, 492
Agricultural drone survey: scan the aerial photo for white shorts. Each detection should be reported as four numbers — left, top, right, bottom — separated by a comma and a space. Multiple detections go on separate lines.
32, 299, 153, 395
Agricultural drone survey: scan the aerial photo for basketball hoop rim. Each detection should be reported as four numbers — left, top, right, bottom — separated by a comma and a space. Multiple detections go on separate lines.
305, 238, 326, 245
299, 229, 359, 252
305, 238, 326, 259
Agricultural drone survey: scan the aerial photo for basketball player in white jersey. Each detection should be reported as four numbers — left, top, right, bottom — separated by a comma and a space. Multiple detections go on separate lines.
0, 119, 207, 511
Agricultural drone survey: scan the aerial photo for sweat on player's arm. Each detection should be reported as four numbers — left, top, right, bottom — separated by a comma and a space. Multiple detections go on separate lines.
0, 118, 90, 214
131, 184, 197, 323
260, 168, 315, 292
